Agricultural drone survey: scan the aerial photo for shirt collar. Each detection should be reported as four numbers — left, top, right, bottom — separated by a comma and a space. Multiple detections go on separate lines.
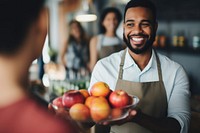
123, 49, 157, 71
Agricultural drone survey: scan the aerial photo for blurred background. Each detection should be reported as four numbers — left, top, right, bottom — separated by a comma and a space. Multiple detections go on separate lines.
26, 1, 200, 132
29, 0, 200, 102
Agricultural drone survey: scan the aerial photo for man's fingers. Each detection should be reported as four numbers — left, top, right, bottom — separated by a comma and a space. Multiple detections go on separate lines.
130, 110, 137, 116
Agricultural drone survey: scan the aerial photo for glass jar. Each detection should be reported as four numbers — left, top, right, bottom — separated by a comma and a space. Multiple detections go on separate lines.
193, 35, 200, 49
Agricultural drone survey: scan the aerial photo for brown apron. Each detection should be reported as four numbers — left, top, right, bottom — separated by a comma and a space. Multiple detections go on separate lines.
110, 49, 168, 133
99, 45, 125, 59
98, 36, 125, 59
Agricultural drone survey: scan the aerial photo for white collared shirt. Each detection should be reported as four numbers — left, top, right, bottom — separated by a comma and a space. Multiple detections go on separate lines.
89, 49, 191, 133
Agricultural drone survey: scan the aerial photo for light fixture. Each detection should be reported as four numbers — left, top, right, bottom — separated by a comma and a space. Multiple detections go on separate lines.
119, 0, 130, 4
75, 0, 97, 22
75, 14, 97, 22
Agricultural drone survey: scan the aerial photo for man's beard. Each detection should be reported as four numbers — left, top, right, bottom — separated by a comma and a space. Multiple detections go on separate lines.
123, 33, 156, 54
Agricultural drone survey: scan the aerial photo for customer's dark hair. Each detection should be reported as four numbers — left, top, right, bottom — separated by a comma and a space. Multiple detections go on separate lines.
124, 0, 157, 22
99, 7, 122, 34
0, 0, 45, 55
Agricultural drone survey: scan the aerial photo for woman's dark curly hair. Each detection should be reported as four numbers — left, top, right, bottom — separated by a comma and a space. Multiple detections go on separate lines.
99, 7, 122, 34
68, 20, 88, 45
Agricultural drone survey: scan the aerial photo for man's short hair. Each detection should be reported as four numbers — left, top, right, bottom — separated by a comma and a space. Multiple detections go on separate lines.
124, 0, 157, 22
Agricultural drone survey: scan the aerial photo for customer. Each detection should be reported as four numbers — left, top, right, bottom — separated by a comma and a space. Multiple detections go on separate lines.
89, 0, 191, 133
60, 20, 90, 73
89, 7, 125, 72
0, 0, 79, 132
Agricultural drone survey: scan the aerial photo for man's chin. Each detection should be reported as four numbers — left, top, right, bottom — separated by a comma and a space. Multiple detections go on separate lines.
127, 44, 150, 54
131, 49, 144, 54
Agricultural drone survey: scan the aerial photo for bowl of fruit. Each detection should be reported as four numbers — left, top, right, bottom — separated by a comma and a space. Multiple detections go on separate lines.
51, 81, 139, 123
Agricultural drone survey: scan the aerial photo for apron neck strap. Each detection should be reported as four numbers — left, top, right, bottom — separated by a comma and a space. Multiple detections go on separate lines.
100, 35, 104, 44
154, 50, 163, 81
118, 48, 163, 81
118, 48, 127, 79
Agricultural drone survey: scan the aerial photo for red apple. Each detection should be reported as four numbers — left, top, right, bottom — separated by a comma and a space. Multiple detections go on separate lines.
109, 90, 131, 108
62, 90, 85, 108
90, 81, 111, 97
52, 96, 64, 108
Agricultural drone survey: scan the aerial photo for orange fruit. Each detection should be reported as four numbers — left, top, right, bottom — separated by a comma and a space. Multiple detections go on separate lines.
90, 96, 111, 122
90, 81, 111, 97
69, 103, 90, 121
85, 96, 97, 108
79, 89, 90, 98
111, 108, 122, 119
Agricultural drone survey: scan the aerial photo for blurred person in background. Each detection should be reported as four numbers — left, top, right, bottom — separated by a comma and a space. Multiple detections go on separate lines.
59, 20, 90, 76
0, 0, 79, 132
89, 7, 125, 72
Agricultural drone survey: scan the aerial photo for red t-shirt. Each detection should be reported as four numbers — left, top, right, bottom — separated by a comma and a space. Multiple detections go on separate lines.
0, 97, 78, 133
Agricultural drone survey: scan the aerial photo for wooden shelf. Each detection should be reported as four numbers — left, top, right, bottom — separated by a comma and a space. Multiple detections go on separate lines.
154, 46, 200, 55
154, 0, 200, 21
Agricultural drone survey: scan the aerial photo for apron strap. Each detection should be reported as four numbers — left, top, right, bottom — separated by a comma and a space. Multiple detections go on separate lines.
118, 48, 163, 81
154, 49, 163, 81
98, 35, 104, 52
118, 48, 127, 79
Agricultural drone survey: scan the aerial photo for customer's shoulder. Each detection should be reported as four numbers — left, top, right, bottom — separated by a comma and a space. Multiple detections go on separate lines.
8, 98, 78, 133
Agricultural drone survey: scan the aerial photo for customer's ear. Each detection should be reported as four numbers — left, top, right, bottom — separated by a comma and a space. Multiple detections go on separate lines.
33, 7, 48, 50
37, 7, 48, 37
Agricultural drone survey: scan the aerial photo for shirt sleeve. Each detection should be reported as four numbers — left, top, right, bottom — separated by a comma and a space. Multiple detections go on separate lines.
88, 60, 103, 92
167, 66, 191, 133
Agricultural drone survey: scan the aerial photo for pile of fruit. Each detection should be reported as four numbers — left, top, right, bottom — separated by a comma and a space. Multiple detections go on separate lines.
52, 81, 137, 122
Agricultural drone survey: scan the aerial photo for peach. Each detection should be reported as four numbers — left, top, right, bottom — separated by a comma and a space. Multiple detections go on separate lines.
85, 96, 97, 108
111, 108, 122, 119
90, 96, 111, 122
69, 103, 90, 121
90, 81, 111, 97
79, 89, 90, 99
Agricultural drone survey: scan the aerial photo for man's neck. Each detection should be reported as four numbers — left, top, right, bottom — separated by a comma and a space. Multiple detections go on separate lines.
128, 49, 152, 71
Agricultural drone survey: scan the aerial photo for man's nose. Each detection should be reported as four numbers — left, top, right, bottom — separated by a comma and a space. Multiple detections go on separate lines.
132, 25, 142, 35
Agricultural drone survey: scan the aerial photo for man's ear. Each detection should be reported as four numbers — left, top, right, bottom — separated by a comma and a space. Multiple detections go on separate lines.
154, 21, 158, 32
123, 22, 125, 29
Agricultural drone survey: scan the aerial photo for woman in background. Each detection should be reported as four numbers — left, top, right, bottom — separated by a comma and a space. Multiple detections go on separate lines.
89, 7, 125, 72
60, 20, 90, 74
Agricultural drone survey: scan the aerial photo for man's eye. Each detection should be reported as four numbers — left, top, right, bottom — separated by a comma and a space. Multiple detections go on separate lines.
141, 23, 150, 27
126, 23, 134, 27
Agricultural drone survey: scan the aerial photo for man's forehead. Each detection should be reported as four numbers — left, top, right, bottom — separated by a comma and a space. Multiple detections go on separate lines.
125, 7, 154, 21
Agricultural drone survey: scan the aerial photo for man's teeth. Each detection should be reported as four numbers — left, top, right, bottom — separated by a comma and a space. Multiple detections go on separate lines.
131, 37, 144, 42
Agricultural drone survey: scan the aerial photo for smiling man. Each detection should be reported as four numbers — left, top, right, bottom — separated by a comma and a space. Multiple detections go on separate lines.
88, 0, 191, 133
